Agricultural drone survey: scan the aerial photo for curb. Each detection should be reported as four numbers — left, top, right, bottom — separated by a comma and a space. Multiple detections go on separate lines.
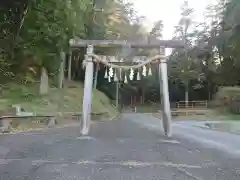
0, 123, 79, 135
193, 125, 240, 135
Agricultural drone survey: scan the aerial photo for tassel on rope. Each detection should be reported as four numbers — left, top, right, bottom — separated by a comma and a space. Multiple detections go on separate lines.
109, 67, 113, 77
137, 69, 141, 80
108, 64, 113, 82
129, 68, 134, 80
142, 65, 147, 76
114, 70, 118, 82
124, 72, 128, 83
104, 67, 108, 79
148, 65, 152, 76
108, 75, 111, 82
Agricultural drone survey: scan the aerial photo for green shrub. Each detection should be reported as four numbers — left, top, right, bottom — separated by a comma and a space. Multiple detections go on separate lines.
213, 86, 240, 114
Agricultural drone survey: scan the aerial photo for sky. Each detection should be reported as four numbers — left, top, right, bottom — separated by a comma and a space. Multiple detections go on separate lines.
132, 0, 218, 39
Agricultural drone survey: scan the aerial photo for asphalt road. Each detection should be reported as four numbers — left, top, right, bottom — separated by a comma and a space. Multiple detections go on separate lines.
0, 115, 240, 179
129, 113, 240, 156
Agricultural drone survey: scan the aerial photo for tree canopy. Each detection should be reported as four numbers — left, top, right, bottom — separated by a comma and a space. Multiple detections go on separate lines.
2, 0, 240, 103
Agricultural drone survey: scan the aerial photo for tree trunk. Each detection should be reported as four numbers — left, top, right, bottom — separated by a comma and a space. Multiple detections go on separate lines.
208, 80, 212, 101
58, 51, 65, 88
142, 83, 145, 104
115, 82, 119, 108
185, 84, 189, 108
39, 67, 49, 95
68, 51, 72, 81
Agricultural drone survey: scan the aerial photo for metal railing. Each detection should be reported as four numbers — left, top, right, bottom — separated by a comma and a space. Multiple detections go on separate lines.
176, 100, 208, 109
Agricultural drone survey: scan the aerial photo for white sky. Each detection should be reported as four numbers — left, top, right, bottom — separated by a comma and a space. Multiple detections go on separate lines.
133, 0, 218, 39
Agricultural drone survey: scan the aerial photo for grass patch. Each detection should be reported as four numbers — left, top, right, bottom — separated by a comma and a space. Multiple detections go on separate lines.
0, 82, 118, 119
209, 108, 240, 121
216, 113, 240, 121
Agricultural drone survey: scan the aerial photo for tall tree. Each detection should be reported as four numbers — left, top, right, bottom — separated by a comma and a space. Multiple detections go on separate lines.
170, 0, 199, 104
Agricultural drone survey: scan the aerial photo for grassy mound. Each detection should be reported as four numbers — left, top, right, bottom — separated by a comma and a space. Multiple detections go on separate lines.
0, 82, 118, 119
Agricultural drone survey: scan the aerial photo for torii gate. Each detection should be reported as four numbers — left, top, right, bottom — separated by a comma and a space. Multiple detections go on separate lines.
69, 39, 184, 137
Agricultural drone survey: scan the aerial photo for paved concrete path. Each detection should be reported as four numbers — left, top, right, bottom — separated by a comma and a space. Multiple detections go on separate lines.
0, 115, 240, 179
127, 113, 240, 156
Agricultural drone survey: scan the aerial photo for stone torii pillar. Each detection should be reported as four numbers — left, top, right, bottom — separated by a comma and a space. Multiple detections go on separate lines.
69, 39, 184, 137
159, 47, 172, 136
81, 45, 94, 135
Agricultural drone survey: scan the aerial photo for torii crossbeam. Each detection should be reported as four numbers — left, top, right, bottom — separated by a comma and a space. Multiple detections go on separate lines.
69, 39, 184, 48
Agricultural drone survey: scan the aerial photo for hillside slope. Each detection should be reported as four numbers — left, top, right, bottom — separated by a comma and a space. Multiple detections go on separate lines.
0, 82, 118, 119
